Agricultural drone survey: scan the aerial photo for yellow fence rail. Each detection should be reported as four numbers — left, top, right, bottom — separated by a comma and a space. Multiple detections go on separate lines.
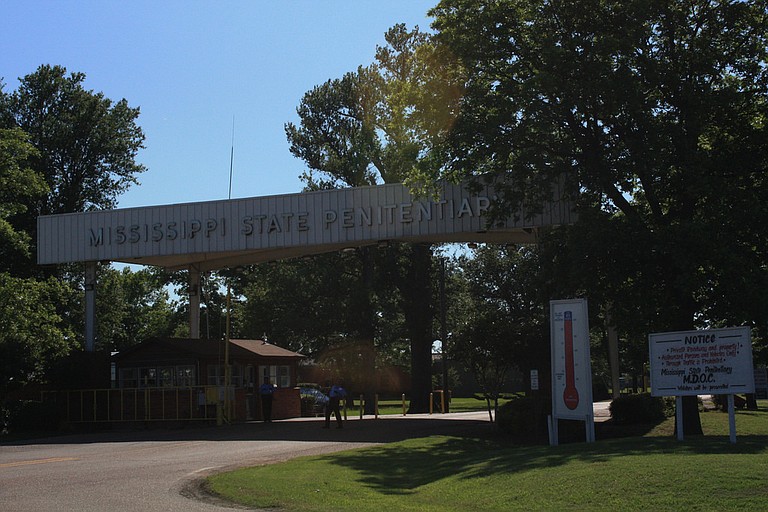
40, 386, 227, 423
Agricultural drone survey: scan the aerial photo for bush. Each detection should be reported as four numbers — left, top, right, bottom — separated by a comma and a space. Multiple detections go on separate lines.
496, 395, 549, 439
711, 394, 748, 411
1, 400, 61, 434
609, 393, 667, 425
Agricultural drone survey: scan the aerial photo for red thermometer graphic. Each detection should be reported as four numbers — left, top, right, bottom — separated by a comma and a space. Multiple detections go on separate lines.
563, 311, 580, 410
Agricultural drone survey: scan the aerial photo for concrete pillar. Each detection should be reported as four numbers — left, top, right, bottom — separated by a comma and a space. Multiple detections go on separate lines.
84, 261, 97, 352
189, 265, 201, 339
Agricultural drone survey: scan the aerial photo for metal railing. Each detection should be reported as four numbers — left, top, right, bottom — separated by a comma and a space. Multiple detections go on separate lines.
40, 386, 230, 423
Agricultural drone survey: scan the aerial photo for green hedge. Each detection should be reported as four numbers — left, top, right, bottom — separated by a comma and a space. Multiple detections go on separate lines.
609, 393, 669, 424
1, 400, 61, 434
496, 395, 549, 438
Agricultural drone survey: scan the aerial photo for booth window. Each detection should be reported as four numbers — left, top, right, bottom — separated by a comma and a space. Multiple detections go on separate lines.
176, 365, 195, 386
159, 367, 175, 387
119, 368, 138, 388
118, 366, 197, 388
260, 365, 290, 387
139, 367, 157, 387
207, 364, 242, 386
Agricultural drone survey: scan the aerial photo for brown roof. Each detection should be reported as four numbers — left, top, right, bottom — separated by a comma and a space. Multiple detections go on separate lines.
114, 338, 304, 361
229, 339, 305, 358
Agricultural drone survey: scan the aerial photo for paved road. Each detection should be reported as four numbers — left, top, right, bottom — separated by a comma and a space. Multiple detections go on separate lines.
1, 403, 614, 511
0, 412, 491, 512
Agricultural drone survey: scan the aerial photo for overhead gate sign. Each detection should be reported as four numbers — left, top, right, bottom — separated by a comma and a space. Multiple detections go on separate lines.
649, 327, 754, 397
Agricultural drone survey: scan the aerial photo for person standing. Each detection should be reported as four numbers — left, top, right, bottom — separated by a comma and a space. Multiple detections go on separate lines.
259, 377, 276, 422
324, 380, 347, 429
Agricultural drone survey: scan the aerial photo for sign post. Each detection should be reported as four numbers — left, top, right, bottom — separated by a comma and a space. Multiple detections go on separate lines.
649, 326, 754, 443
549, 299, 594, 446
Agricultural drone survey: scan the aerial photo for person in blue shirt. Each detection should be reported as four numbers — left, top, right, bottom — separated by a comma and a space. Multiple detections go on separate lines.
323, 379, 347, 429
259, 377, 276, 422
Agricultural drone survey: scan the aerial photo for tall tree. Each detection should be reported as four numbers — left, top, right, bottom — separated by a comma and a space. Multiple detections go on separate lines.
285, 25, 447, 412
1, 65, 146, 267
454, 245, 549, 418
425, 0, 768, 433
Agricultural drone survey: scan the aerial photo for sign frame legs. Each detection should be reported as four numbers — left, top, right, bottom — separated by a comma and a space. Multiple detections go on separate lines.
675, 394, 737, 444
548, 414, 595, 446
727, 394, 736, 444
675, 396, 684, 441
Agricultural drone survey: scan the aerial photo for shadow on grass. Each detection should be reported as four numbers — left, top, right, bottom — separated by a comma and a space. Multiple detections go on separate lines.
320, 428, 768, 495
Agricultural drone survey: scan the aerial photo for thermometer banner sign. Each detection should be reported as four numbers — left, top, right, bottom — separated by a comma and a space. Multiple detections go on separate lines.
649, 327, 754, 397
550, 299, 593, 419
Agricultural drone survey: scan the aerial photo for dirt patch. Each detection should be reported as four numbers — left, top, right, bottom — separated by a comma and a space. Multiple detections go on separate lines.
180, 476, 258, 510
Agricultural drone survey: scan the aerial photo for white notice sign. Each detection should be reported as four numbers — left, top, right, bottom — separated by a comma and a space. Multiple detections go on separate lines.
649, 327, 754, 397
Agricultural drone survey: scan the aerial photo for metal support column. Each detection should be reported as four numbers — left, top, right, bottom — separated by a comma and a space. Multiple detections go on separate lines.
188, 265, 201, 339
84, 261, 97, 352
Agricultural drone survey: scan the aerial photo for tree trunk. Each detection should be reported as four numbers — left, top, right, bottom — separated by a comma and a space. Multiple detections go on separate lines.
662, 254, 704, 436
402, 244, 434, 414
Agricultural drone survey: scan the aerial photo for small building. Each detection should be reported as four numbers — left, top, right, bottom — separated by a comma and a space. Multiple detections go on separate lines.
113, 338, 305, 421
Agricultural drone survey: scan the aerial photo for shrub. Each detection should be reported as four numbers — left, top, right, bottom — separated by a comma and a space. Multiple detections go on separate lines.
2, 400, 61, 434
609, 393, 667, 425
496, 395, 549, 439
711, 394, 748, 411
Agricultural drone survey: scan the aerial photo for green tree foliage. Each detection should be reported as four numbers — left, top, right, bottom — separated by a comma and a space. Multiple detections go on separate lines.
1, 65, 146, 267
429, 0, 768, 328
426, 0, 768, 433
453, 245, 549, 413
96, 266, 179, 352
0, 66, 149, 393
0, 274, 78, 392
286, 24, 442, 189
234, 255, 356, 355
0, 128, 48, 275
233, 250, 409, 379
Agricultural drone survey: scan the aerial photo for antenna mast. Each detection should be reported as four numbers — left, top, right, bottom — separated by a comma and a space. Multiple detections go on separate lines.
223, 115, 235, 424
228, 116, 235, 200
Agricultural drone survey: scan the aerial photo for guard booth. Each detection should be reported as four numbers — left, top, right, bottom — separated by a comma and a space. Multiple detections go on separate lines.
113, 338, 305, 421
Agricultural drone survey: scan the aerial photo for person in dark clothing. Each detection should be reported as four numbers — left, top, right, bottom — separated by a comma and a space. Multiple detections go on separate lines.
259, 377, 275, 422
323, 379, 347, 429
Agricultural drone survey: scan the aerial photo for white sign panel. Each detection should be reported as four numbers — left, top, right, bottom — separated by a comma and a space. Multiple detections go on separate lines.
550, 299, 592, 419
649, 327, 754, 397
38, 181, 576, 270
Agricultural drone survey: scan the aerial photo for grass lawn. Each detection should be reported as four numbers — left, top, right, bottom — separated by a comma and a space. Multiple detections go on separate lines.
207, 403, 768, 511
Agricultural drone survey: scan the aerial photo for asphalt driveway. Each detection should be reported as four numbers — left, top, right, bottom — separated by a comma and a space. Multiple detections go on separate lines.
0, 412, 491, 512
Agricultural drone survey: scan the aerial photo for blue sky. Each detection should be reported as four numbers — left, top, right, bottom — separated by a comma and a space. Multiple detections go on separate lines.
2, 1, 436, 208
